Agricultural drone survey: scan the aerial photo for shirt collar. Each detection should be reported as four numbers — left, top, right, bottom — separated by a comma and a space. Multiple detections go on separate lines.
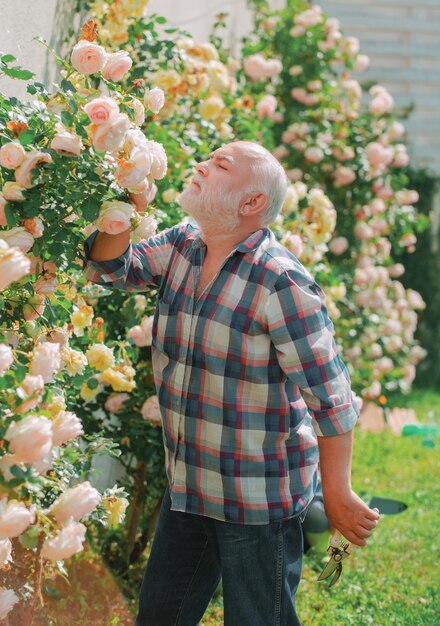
185, 227, 270, 252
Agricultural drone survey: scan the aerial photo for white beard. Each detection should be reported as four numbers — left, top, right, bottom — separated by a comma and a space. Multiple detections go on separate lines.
179, 182, 243, 234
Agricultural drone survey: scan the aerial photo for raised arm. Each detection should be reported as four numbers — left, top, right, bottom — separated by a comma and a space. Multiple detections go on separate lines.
88, 228, 131, 262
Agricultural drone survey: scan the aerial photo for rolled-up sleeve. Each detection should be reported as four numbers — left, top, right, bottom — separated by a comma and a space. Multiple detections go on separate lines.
82, 225, 181, 292
266, 270, 359, 436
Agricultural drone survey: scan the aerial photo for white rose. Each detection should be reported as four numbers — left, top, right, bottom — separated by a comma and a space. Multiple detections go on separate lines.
4, 415, 53, 464
48, 481, 101, 525
41, 519, 87, 561
0, 498, 35, 539
29, 341, 61, 383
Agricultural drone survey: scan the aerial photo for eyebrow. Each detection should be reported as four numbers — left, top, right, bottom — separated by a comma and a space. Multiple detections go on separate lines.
209, 152, 235, 165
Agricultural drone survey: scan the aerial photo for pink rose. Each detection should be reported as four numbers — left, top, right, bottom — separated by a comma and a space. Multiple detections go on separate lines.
392, 145, 409, 168
49, 481, 101, 525
105, 393, 130, 413
92, 113, 130, 153
329, 237, 349, 255
29, 341, 61, 383
132, 98, 145, 126
395, 189, 418, 205
141, 395, 162, 426
244, 54, 267, 81
127, 315, 154, 347
0, 588, 19, 620
51, 410, 84, 446
102, 51, 133, 82
50, 131, 83, 156
265, 59, 282, 77
295, 7, 322, 28
256, 94, 277, 118
15, 150, 52, 188
333, 167, 356, 187
84, 96, 119, 125
0, 344, 13, 375
2, 181, 25, 201
272, 145, 289, 161
147, 140, 167, 180
282, 233, 303, 258
41, 519, 87, 561
71, 40, 107, 75
0, 497, 35, 539
0, 227, 34, 252
304, 146, 324, 163
34, 274, 58, 295
23, 217, 44, 238
115, 146, 152, 190
0, 141, 26, 169
146, 87, 165, 114
365, 142, 393, 168
4, 414, 53, 464
131, 214, 158, 244
354, 54, 370, 72
363, 381, 381, 400
290, 25, 305, 37
369, 85, 394, 116
95, 200, 135, 235
354, 222, 374, 241
0, 538, 12, 567
0, 244, 31, 291
0, 196, 6, 226
16, 374, 45, 414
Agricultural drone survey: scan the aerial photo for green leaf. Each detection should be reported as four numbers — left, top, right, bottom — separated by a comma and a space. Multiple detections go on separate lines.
81, 198, 100, 221
61, 111, 74, 127
156, 16, 167, 24
88, 377, 99, 390
4, 203, 17, 226
60, 79, 76, 93
3, 66, 35, 80
19, 525, 41, 550
18, 129, 36, 146
1, 54, 17, 63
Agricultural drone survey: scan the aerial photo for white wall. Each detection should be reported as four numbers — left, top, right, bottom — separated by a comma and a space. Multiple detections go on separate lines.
322, 0, 440, 174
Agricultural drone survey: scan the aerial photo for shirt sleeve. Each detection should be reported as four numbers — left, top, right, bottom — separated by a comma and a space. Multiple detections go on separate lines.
82, 224, 184, 292
265, 269, 360, 437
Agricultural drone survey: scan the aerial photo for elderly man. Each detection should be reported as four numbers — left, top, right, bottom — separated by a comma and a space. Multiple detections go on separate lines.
84, 141, 379, 626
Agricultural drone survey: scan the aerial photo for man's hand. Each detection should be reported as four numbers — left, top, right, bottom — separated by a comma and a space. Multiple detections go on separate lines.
323, 488, 380, 547
129, 183, 157, 213
317, 428, 380, 547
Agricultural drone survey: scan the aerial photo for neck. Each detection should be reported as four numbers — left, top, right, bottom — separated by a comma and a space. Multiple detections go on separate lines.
199, 221, 263, 260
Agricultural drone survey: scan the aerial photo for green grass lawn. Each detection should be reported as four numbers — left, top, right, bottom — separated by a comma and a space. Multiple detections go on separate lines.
201, 388, 440, 625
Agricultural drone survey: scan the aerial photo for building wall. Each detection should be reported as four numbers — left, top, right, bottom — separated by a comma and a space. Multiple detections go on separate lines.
322, 0, 440, 174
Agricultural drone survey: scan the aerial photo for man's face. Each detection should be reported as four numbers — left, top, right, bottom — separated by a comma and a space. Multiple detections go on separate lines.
179, 143, 254, 232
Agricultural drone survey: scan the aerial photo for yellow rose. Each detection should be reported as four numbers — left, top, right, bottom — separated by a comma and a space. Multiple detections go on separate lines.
71, 305, 94, 337
86, 344, 115, 372
80, 380, 101, 402
207, 61, 231, 92
199, 95, 225, 120
154, 70, 181, 93
162, 188, 178, 204
61, 347, 88, 375
101, 365, 136, 392
103, 496, 129, 526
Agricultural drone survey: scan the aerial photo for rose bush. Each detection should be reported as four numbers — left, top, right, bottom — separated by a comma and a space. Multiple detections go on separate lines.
0, 18, 169, 618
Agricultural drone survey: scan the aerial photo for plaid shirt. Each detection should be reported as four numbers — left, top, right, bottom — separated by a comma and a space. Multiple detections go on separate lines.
83, 223, 359, 524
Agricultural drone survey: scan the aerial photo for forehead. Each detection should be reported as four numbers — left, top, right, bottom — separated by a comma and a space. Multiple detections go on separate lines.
212, 142, 262, 165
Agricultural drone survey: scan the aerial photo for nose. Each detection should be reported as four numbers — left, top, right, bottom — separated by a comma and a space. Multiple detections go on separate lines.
195, 161, 208, 177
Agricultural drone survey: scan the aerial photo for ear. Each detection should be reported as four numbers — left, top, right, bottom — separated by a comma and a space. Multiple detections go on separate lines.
239, 192, 268, 217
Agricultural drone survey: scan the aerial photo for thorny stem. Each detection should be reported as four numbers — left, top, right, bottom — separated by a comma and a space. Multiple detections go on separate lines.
29, 536, 45, 625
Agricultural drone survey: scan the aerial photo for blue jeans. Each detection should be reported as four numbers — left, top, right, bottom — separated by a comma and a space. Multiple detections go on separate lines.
135, 485, 303, 626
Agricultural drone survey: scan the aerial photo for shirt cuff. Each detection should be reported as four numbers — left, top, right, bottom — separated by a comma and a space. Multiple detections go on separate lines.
312, 392, 360, 437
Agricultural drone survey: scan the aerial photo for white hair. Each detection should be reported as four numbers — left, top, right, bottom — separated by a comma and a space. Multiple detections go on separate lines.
234, 141, 288, 226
